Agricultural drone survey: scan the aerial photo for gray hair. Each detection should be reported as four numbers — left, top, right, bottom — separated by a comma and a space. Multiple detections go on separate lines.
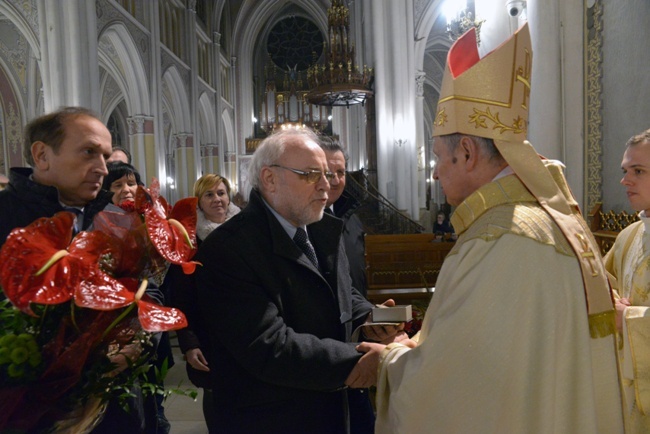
442, 133, 504, 165
248, 128, 320, 189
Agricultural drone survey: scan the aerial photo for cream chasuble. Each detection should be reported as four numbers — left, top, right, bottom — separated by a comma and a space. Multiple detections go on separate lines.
605, 214, 650, 433
375, 176, 623, 434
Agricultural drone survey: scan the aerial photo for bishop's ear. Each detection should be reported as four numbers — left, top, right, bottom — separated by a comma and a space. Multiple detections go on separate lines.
458, 136, 480, 170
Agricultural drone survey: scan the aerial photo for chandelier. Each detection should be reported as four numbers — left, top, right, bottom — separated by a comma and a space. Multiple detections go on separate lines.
445, 1, 485, 46
306, 0, 373, 107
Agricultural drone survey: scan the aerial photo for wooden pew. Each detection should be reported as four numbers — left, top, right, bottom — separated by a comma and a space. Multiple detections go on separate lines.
364, 233, 454, 304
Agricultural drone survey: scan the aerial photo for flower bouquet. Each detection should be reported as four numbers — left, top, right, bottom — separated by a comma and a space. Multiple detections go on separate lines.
0, 179, 199, 433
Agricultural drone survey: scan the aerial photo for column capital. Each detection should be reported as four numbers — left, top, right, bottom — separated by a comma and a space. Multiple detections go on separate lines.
416, 71, 426, 97
127, 115, 154, 134
173, 133, 194, 149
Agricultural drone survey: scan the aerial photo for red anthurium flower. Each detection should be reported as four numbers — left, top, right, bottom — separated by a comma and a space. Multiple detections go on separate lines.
74, 275, 134, 311
0, 212, 122, 316
97, 278, 187, 332
136, 178, 200, 274
137, 293, 188, 332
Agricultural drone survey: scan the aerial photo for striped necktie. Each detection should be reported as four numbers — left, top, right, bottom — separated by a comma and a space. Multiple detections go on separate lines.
293, 227, 319, 269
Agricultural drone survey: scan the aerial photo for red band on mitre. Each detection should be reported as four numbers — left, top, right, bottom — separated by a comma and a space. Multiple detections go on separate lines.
448, 27, 480, 78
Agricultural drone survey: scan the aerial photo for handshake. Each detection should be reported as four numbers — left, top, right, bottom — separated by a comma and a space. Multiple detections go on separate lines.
344, 299, 418, 389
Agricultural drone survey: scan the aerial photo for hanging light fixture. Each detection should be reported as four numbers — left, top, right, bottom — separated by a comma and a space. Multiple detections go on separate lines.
306, 0, 373, 107
445, 0, 485, 45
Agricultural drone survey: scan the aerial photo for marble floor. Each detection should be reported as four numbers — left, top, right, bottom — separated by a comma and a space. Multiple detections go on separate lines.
163, 335, 209, 434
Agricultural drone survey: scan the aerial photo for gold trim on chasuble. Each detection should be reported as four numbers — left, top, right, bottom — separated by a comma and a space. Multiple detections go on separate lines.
449, 175, 573, 258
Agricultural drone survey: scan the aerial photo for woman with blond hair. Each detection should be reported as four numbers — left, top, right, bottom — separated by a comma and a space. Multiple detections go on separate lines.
193, 174, 241, 241
168, 174, 239, 433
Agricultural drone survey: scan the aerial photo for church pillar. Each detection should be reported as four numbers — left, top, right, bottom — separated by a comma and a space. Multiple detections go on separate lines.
37, 0, 100, 111
212, 32, 225, 178
127, 116, 156, 185
230, 56, 239, 156
224, 151, 237, 191
201, 144, 220, 175
527, 0, 585, 207
148, 0, 169, 198
174, 133, 195, 199
186, 1, 201, 185
368, 0, 419, 220
415, 70, 428, 211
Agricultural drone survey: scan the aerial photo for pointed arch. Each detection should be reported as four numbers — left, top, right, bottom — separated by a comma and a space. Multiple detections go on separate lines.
98, 23, 150, 117
229, 0, 328, 150
162, 66, 192, 132
198, 92, 217, 144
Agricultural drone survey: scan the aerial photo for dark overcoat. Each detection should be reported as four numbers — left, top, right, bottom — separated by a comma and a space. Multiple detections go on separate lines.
196, 188, 374, 434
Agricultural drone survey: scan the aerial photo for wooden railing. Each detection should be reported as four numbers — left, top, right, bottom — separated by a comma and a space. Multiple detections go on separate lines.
588, 202, 638, 255
364, 233, 453, 304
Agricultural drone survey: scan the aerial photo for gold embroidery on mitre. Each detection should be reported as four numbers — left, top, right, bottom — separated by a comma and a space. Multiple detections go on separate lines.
432, 24, 532, 144
515, 49, 532, 109
468, 107, 527, 134
435, 108, 448, 127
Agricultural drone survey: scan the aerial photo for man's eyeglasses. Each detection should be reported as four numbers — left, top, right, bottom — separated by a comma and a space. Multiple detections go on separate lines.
270, 165, 335, 184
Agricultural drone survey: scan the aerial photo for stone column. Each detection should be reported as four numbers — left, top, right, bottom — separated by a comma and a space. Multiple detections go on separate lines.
201, 143, 220, 175
37, 0, 101, 111
224, 151, 237, 191
148, 0, 168, 198
415, 70, 427, 211
368, 0, 418, 220
213, 32, 224, 174
127, 115, 155, 184
186, 1, 201, 186
174, 133, 195, 199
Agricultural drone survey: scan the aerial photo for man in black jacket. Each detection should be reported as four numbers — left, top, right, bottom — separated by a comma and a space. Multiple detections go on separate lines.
195, 128, 403, 434
320, 139, 367, 297
0, 107, 160, 433
0, 106, 113, 247
320, 139, 375, 434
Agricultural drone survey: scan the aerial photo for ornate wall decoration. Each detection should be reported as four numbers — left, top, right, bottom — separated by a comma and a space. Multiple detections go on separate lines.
0, 63, 23, 167
7, 0, 39, 39
4, 102, 21, 158
0, 20, 28, 96
585, 0, 603, 212
101, 70, 124, 114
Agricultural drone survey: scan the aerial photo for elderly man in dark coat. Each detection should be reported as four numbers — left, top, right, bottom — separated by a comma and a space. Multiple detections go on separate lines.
195, 128, 404, 434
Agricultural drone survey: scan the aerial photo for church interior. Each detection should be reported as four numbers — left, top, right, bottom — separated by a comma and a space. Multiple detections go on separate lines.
0, 0, 647, 225
1, 0, 650, 432
1, 0, 647, 329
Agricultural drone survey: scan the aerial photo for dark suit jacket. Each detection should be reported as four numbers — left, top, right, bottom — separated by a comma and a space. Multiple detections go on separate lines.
333, 191, 367, 296
196, 189, 374, 434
